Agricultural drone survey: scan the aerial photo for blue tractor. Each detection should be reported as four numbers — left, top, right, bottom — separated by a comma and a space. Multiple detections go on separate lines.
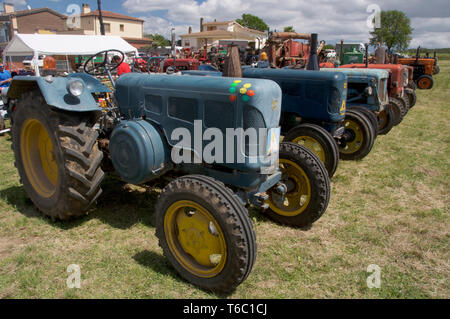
320, 68, 394, 135
5, 50, 330, 293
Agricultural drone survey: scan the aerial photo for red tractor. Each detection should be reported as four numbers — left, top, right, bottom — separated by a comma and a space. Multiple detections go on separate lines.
147, 57, 200, 73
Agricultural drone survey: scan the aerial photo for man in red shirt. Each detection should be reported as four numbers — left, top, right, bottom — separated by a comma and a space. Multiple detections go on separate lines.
113, 55, 131, 76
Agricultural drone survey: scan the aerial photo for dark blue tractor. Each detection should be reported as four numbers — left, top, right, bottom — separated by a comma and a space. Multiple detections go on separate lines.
241, 67, 378, 174
5, 50, 330, 293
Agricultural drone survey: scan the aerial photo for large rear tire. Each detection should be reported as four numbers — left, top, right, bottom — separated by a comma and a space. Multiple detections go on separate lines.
11, 91, 104, 220
155, 175, 256, 293
338, 109, 375, 160
265, 142, 330, 227
284, 123, 339, 178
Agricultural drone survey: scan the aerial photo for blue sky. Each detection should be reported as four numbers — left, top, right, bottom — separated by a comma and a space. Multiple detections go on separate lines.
6, 0, 450, 48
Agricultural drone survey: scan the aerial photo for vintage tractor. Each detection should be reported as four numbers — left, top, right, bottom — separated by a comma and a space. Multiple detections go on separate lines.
147, 57, 201, 73
398, 47, 438, 89
339, 63, 411, 123
320, 68, 394, 135
241, 68, 379, 168
5, 50, 331, 293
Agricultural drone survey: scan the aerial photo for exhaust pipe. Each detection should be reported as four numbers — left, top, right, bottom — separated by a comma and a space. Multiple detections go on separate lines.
365, 43, 369, 68
306, 33, 319, 70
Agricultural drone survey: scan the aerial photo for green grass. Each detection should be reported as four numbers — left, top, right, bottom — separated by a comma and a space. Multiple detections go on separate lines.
0, 62, 449, 299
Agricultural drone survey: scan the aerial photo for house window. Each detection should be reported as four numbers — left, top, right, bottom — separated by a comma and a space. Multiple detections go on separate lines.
184, 40, 190, 47
120, 24, 124, 32
207, 26, 217, 31
104, 23, 111, 33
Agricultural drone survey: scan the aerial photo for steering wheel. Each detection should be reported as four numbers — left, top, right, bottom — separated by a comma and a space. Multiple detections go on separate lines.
83, 49, 125, 75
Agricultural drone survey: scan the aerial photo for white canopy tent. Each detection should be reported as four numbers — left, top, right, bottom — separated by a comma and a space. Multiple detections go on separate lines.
3, 34, 138, 76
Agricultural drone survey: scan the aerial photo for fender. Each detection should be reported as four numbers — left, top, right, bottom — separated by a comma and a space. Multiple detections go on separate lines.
6, 75, 107, 112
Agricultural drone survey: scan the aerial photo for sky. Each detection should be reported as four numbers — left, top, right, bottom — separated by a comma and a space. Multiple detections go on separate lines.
5, 0, 450, 48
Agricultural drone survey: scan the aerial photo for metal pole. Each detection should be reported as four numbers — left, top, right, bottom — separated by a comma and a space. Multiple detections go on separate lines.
97, 0, 105, 35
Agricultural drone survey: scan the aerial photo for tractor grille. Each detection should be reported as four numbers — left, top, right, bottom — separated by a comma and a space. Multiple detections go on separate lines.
378, 79, 387, 103
243, 105, 266, 156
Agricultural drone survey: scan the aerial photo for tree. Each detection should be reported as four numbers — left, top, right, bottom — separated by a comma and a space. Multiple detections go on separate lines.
236, 14, 269, 32
283, 26, 295, 32
323, 44, 335, 50
144, 33, 171, 48
369, 10, 413, 52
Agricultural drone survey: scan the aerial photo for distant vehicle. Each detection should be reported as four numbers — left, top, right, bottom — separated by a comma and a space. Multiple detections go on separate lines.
22, 55, 45, 68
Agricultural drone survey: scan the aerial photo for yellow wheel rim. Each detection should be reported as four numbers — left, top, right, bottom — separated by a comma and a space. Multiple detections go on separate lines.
267, 159, 311, 217
340, 118, 364, 154
164, 200, 227, 278
20, 119, 59, 198
292, 136, 326, 163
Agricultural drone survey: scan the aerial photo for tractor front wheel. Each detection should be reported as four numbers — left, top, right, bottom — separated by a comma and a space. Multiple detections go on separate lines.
265, 142, 330, 227
433, 65, 440, 75
348, 106, 378, 138
377, 106, 395, 135
388, 98, 405, 126
338, 110, 375, 160
155, 175, 256, 293
405, 88, 417, 108
284, 123, 339, 178
11, 91, 104, 220
417, 75, 434, 90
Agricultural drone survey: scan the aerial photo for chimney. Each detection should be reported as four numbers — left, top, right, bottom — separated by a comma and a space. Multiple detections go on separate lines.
82, 3, 91, 14
200, 17, 204, 32
188, 26, 192, 34
4, 3, 15, 13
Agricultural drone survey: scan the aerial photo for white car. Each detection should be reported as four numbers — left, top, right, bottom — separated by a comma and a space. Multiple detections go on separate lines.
22, 55, 45, 68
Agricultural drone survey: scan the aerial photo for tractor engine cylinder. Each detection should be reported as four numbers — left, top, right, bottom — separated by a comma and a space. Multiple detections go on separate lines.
110, 120, 168, 185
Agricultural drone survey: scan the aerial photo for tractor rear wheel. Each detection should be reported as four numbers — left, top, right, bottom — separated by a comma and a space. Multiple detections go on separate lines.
417, 75, 434, 90
405, 88, 417, 108
284, 123, 339, 177
377, 106, 395, 135
155, 175, 256, 293
338, 109, 375, 161
11, 91, 104, 220
265, 142, 330, 227
389, 98, 405, 126
348, 106, 378, 138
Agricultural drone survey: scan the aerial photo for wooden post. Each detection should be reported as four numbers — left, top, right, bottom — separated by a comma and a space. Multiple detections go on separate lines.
223, 45, 242, 78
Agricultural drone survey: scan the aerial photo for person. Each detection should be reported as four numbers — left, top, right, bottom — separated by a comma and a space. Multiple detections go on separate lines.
112, 55, 131, 76
0, 63, 12, 88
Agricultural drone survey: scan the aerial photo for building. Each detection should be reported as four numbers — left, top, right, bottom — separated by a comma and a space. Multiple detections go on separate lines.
0, 3, 152, 51
180, 19, 267, 50
79, 4, 151, 49
0, 3, 69, 45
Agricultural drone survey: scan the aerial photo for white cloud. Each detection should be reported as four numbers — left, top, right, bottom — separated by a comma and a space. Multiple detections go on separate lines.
123, 0, 450, 48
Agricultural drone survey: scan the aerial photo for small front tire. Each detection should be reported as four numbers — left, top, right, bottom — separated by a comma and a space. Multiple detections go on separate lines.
155, 175, 256, 293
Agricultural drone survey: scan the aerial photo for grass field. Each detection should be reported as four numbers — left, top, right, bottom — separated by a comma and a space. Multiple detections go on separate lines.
0, 59, 449, 299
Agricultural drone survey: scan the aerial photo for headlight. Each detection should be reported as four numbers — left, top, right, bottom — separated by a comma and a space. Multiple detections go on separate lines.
365, 86, 373, 96
67, 80, 84, 97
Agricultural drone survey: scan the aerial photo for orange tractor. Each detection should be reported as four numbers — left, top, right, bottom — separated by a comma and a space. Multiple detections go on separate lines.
398, 47, 439, 90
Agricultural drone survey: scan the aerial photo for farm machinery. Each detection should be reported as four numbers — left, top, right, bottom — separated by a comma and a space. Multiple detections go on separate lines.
398, 47, 439, 89
4, 49, 331, 293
